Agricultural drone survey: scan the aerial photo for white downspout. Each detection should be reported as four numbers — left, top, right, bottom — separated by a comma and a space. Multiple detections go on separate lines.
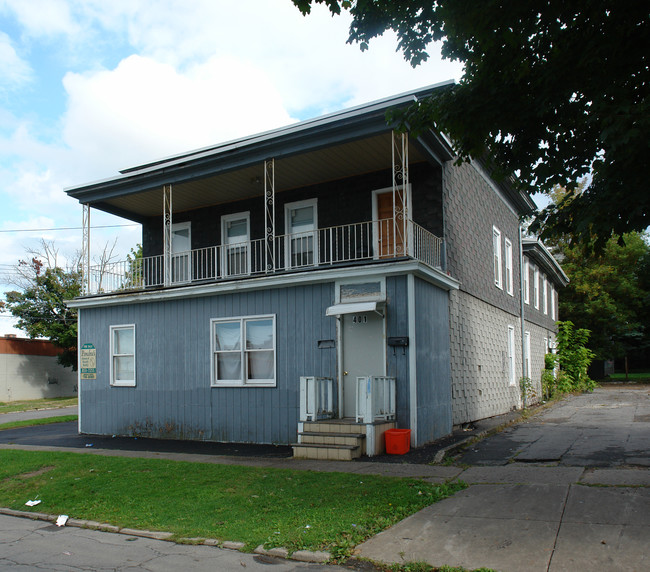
518, 223, 527, 407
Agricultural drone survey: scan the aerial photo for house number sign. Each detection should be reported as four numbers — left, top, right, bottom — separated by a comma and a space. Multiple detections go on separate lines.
80, 343, 97, 380
352, 315, 368, 324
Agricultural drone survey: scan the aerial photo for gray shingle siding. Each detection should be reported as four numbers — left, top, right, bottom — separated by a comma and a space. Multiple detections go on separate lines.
443, 160, 521, 316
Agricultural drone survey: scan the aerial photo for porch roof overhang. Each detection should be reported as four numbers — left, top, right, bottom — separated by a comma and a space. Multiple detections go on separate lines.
64, 83, 456, 222
522, 238, 569, 287
326, 301, 384, 317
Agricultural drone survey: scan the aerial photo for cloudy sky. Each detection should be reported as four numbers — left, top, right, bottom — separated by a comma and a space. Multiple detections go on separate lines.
0, 0, 462, 334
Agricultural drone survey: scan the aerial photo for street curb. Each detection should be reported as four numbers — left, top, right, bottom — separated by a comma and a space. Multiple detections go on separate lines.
0, 507, 331, 564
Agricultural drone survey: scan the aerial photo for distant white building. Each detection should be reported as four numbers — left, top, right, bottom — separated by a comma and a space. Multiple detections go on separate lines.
0, 335, 77, 401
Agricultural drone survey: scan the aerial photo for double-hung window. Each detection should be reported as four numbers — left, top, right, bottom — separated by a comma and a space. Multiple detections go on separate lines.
534, 266, 540, 309
211, 315, 276, 386
523, 259, 530, 304
551, 287, 556, 320
493, 227, 502, 289
543, 276, 548, 315
110, 324, 135, 386
505, 238, 513, 295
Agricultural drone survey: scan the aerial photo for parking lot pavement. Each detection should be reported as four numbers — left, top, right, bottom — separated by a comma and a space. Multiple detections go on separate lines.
457, 387, 650, 467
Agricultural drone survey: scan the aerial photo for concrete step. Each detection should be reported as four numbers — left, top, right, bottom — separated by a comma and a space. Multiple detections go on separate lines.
301, 421, 367, 435
299, 431, 366, 448
291, 443, 361, 461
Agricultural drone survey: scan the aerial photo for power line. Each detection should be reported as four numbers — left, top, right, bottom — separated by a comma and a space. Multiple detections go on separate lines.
0, 223, 139, 234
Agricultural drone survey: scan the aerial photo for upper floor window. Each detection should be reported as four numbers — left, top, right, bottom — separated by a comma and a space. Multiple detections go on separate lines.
534, 266, 540, 309
543, 276, 548, 315
550, 286, 556, 320
285, 199, 318, 268
523, 259, 530, 304
505, 238, 513, 295
493, 227, 502, 289
211, 315, 276, 387
110, 324, 135, 387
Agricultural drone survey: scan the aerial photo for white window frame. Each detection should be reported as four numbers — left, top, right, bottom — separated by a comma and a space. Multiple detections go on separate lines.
335, 276, 386, 304
507, 325, 516, 386
551, 286, 556, 320
543, 276, 548, 315
523, 259, 530, 304
284, 198, 318, 268
211, 314, 276, 387
221, 211, 251, 277
505, 238, 513, 295
493, 226, 503, 289
110, 324, 136, 387
534, 266, 540, 309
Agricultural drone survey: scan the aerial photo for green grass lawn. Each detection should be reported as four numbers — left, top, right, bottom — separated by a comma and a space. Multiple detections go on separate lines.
0, 449, 464, 559
0, 415, 78, 431
0, 397, 78, 414
607, 372, 650, 383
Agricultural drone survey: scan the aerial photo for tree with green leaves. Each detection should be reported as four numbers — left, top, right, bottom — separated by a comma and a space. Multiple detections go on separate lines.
293, 1, 648, 247
1, 239, 133, 371
3, 256, 81, 370
558, 231, 650, 361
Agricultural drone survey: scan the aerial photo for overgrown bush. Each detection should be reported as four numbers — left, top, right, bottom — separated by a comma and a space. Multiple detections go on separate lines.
542, 321, 596, 399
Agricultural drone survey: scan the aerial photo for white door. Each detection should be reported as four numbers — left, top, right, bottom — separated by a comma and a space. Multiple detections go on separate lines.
222, 213, 250, 276
285, 199, 317, 268
171, 222, 191, 283
341, 311, 385, 418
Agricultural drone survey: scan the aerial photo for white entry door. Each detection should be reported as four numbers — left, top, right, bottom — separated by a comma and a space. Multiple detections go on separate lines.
341, 311, 385, 418
171, 222, 191, 283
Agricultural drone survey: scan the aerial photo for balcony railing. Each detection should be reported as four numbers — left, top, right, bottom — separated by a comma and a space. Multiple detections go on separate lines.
85, 218, 444, 295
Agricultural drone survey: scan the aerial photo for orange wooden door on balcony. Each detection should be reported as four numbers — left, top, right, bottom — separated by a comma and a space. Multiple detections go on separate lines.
377, 191, 404, 258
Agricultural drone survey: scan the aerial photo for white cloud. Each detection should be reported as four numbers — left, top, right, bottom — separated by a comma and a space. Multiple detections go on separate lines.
0, 0, 79, 37
0, 31, 32, 90
61, 54, 296, 178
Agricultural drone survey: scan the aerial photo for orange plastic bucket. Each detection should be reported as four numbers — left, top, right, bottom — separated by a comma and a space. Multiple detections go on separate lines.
384, 428, 411, 454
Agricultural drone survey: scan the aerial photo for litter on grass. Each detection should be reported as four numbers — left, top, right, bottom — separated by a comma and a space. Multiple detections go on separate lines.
56, 515, 69, 527
25, 500, 41, 507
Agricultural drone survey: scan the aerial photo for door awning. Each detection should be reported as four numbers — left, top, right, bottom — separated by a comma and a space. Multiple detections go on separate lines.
326, 301, 381, 316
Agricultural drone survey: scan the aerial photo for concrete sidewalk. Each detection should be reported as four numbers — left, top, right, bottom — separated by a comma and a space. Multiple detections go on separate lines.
0, 405, 77, 424
357, 464, 650, 572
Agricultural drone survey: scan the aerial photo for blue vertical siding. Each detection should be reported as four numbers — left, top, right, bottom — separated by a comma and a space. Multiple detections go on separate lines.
414, 277, 452, 443
79, 282, 336, 444
386, 276, 410, 426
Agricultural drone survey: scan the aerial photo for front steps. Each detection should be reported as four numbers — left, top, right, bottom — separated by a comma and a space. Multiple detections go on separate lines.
292, 418, 396, 460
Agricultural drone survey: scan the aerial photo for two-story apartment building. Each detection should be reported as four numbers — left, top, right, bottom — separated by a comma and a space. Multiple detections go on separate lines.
65, 83, 567, 459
